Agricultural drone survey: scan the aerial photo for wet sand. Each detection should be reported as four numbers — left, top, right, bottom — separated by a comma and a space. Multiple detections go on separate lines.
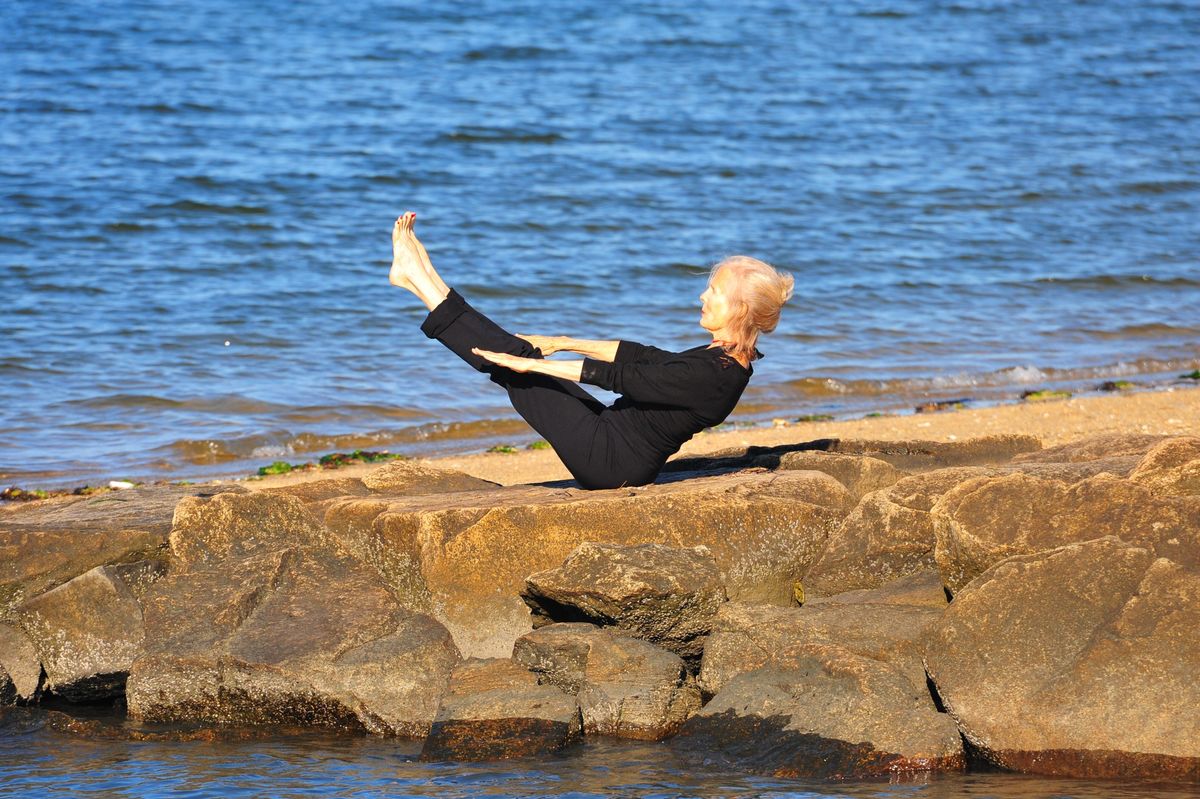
247, 384, 1200, 490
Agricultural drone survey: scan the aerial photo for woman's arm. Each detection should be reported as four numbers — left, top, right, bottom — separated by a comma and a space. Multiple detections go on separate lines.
517, 335, 620, 362
472, 348, 585, 382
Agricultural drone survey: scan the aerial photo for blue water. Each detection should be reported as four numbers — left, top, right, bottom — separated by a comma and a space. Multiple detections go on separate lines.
2, 726, 1197, 799
2, 0, 1199, 488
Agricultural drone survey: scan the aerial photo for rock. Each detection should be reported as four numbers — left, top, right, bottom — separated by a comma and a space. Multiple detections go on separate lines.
512, 623, 701, 740
812, 435, 1041, 471
932, 473, 1200, 594
428, 663, 581, 757
698, 583, 946, 699
768, 451, 903, 499
419, 658, 581, 760
263, 477, 371, 507
925, 537, 1200, 780
14, 565, 144, 701
0, 484, 238, 617
126, 492, 461, 736
168, 491, 333, 569
675, 650, 964, 779
521, 542, 725, 664
0, 623, 41, 703
323, 469, 852, 658
803, 490, 942, 598
801, 467, 1003, 597
1011, 432, 1166, 464
804, 570, 948, 608
361, 460, 499, 495
1129, 437, 1200, 497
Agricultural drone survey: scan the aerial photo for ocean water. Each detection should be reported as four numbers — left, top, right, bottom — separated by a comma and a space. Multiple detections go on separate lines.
2, 0, 1198, 489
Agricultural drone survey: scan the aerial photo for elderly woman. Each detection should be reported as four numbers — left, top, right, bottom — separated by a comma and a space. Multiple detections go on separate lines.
389, 212, 793, 489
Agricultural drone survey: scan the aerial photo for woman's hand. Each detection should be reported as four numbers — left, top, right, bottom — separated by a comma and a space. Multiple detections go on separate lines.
472, 348, 538, 373
515, 334, 565, 356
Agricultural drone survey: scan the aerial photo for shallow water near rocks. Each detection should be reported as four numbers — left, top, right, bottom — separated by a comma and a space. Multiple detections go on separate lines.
1, 727, 1196, 799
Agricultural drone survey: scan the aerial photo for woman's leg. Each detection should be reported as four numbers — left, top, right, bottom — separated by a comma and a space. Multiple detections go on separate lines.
390, 214, 616, 485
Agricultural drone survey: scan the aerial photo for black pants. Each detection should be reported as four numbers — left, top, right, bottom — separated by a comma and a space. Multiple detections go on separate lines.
420, 289, 648, 489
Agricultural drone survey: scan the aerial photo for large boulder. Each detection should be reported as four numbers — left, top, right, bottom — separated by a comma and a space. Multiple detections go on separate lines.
925, 537, 1200, 780
932, 473, 1200, 594
419, 658, 581, 761
512, 623, 700, 740
0, 485, 239, 617
126, 493, 461, 736
1129, 437, 1200, 497
699, 573, 947, 699
322, 470, 852, 657
13, 565, 144, 701
521, 542, 725, 664
0, 623, 41, 704
168, 491, 333, 568
675, 648, 964, 779
801, 468, 1001, 598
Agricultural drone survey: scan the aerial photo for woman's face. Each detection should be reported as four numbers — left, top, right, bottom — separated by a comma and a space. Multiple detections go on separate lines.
699, 267, 736, 332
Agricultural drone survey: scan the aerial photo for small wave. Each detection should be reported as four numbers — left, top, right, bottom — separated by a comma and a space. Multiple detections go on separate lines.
1119, 180, 1200, 196
853, 9, 911, 18
461, 45, 560, 61
166, 418, 533, 465
150, 200, 270, 215
1029, 274, 1200, 290
103, 222, 152, 233
1056, 323, 1200, 341
782, 357, 1200, 399
66, 394, 282, 414
0, 235, 29, 246
439, 128, 564, 145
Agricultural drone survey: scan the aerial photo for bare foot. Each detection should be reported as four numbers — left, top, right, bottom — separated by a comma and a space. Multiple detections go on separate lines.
409, 219, 449, 296
389, 212, 424, 291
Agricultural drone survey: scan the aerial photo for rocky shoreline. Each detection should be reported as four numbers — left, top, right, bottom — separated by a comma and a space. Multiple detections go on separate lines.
1, 432, 1197, 782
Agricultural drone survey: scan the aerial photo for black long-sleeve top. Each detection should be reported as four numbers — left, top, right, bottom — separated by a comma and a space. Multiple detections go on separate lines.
579, 340, 752, 474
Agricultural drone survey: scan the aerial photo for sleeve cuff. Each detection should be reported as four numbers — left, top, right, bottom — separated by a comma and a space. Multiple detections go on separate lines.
580, 358, 616, 390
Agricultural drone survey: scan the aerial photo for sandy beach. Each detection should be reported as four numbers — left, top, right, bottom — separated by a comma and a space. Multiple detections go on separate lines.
244, 384, 1200, 491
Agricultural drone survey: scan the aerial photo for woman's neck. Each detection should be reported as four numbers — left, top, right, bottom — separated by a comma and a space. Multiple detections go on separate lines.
709, 337, 751, 368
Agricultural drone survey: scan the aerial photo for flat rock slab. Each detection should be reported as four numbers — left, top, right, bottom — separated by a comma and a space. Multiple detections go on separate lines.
127, 493, 461, 737
932, 473, 1200, 593
675, 648, 963, 780
0, 485, 242, 616
14, 566, 144, 701
513, 623, 700, 740
522, 542, 725, 664
419, 658, 581, 761
323, 469, 852, 658
699, 586, 946, 698
1011, 433, 1167, 464
758, 451, 904, 500
925, 537, 1200, 781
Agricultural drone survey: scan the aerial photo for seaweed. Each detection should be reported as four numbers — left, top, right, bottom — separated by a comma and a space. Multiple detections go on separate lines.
526, 440, 551, 450
1181, 370, 1200, 380
915, 399, 970, 413
1021, 389, 1072, 402
487, 444, 518, 454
